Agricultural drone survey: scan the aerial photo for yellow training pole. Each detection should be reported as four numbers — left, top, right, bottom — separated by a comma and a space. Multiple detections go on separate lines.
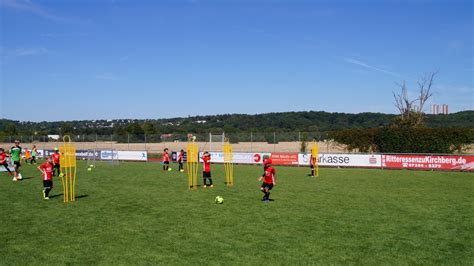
311, 142, 319, 177
59, 136, 77, 203
223, 139, 233, 186
186, 140, 199, 189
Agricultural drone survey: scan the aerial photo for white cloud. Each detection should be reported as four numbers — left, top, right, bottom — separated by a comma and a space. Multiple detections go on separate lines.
0, 47, 50, 57
119, 56, 129, 62
14, 47, 49, 56
1, 0, 89, 23
340, 57, 405, 79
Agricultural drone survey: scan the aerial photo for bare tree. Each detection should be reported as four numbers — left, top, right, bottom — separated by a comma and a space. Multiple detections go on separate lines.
393, 72, 437, 127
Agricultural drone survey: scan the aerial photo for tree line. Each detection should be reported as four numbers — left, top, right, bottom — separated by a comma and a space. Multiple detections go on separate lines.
1, 110, 472, 137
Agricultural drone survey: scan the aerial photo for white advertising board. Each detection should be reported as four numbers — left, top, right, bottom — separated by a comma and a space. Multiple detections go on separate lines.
101, 150, 147, 161
198, 152, 271, 164
298, 153, 382, 168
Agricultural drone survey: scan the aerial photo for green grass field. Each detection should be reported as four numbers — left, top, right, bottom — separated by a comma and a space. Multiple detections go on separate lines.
1, 160, 473, 264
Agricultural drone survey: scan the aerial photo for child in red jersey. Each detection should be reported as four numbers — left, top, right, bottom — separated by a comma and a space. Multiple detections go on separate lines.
0, 148, 13, 176
177, 149, 185, 172
52, 147, 61, 177
201, 152, 213, 188
37, 156, 54, 200
162, 148, 171, 171
258, 158, 276, 202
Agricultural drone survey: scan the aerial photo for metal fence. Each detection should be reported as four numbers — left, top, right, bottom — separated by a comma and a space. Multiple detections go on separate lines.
0, 132, 327, 144
0, 132, 334, 153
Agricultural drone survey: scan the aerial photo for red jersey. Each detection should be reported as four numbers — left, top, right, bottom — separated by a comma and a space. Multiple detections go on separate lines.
39, 162, 53, 181
0, 153, 6, 164
202, 155, 211, 172
178, 152, 184, 162
162, 152, 169, 162
52, 153, 60, 164
263, 166, 276, 184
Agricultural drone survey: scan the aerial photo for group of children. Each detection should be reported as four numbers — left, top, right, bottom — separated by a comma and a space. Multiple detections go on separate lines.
2, 141, 278, 202
161, 148, 215, 188
1, 140, 62, 200
161, 147, 276, 200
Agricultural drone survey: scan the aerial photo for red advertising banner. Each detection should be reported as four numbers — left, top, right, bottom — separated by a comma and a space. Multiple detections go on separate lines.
381, 154, 474, 171
271, 153, 299, 165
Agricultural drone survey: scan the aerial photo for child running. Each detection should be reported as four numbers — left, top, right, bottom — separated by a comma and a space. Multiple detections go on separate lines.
10, 140, 22, 181
0, 148, 13, 176
201, 152, 213, 188
258, 158, 276, 202
178, 149, 185, 172
37, 156, 54, 200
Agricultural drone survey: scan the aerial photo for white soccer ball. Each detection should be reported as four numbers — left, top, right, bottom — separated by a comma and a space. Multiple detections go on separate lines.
215, 196, 224, 204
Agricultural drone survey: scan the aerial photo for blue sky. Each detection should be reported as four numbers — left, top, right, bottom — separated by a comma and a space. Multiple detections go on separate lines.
1, 0, 472, 122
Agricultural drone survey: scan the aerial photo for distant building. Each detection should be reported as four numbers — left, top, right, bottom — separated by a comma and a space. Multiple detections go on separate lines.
431, 104, 448, 115
442, 104, 448, 114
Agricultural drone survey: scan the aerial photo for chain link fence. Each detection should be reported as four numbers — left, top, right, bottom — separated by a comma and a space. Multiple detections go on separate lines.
0, 132, 343, 153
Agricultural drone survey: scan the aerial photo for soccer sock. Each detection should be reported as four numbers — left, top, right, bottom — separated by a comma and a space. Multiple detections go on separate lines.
265, 192, 270, 200
4, 166, 12, 175
311, 169, 314, 176
45, 188, 51, 197
209, 178, 213, 185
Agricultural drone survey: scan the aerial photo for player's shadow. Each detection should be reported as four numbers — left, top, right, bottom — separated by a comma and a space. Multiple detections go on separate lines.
75, 194, 89, 199
20, 176, 34, 180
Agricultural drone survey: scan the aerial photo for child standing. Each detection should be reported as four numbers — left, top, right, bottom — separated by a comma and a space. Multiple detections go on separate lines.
30, 145, 38, 164
178, 149, 185, 172
52, 148, 61, 177
0, 148, 13, 176
37, 156, 54, 200
258, 158, 276, 202
201, 152, 213, 188
309, 154, 317, 176
162, 148, 171, 171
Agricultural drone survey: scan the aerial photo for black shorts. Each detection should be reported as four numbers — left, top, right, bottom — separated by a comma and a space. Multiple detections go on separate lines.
261, 183, 273, 190
203, 171, 211, 178
13, 161, 21, 168
164, 161, 170, 165
53, 164, 60, 169
43, 180, 53, 188
1, 162, 8, 169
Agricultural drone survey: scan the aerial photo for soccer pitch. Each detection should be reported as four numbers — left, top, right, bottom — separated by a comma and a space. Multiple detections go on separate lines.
1, 161, 472, 264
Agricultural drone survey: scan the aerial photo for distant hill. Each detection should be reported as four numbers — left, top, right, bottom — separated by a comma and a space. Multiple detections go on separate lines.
0, 111, 473, 136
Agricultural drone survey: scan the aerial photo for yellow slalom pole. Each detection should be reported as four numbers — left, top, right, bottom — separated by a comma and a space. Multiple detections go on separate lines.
223, 139, 233, 186
311, 142, 319, 177
186, 140, 199, 190
59, 135, 78, 203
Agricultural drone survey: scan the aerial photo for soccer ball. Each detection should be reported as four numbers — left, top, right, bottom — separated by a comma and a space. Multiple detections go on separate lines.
168, 168, 172, 171
90, 164, 94, 168
59, 173, 64, 177
87, 167, 92, 172
215, 196, 224, 204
